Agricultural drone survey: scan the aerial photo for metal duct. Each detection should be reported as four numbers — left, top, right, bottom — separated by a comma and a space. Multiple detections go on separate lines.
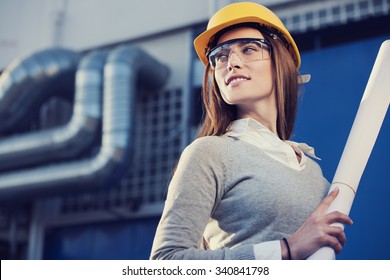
0, 50, 107, 171
0, 46, 170, 202
0, 49, 80, 133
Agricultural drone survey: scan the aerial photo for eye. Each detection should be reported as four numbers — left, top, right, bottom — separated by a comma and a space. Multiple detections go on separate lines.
215, 51, 229, 63
241, 43, 261, 55
242, 46, 257, 54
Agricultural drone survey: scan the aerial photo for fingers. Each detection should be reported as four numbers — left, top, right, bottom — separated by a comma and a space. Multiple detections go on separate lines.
316, 186, 353, 226
326, 226, 347, 246
315, 187, 340, 214
326, 211, 353, 226
324, 235, 344, 254
321, 226, 348, 254
320, 211, 352, 250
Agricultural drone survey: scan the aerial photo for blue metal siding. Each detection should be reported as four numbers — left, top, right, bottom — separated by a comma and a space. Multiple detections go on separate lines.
297, 35, 390, 259
43, 217, 160, 260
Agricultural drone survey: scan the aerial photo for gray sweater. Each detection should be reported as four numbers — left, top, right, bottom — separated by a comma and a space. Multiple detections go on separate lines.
150, 135, 329, 259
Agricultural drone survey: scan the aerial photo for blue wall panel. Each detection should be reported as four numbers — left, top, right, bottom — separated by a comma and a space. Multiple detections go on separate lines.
296, 36, 390, 259
43, 217, 160, 260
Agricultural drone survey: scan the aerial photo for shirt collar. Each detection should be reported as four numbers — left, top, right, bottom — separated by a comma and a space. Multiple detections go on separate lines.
225, 118, 320, 160
285, 140, 320, 160
226, 118, 274, 138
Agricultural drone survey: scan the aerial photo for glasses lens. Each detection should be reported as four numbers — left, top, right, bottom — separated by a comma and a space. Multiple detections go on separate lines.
208, 38, 271, 70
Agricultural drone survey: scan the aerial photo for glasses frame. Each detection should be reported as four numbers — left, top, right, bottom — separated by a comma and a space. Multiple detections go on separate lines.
206, 37, 272, 70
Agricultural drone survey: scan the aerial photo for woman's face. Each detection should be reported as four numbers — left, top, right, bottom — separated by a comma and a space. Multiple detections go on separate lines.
213, 27, 275, 111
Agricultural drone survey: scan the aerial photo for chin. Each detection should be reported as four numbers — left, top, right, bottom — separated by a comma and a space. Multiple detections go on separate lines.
221, 97, 238, 105
222, 95, 255, 105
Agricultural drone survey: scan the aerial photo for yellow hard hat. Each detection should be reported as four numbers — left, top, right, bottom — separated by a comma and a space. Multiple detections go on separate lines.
194, 2, 301, 68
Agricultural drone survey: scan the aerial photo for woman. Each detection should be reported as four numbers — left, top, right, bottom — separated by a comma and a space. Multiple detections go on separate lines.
150, 2, 352, 260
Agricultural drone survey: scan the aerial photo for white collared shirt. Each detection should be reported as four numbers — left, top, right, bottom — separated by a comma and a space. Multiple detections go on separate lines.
225, 118, 321, 259
225, 118, 320, 171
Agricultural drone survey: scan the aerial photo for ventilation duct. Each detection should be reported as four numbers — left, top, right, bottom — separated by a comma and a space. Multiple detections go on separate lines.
0, 50, 107, 171
0, 46, 170, 202
0, 49, 80, 133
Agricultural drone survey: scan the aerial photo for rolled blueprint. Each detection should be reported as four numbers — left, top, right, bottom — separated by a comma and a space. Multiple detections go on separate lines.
308, 40, 390, 260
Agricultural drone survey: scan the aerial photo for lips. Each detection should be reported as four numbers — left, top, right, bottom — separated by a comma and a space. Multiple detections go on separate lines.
225, 75, 250, 86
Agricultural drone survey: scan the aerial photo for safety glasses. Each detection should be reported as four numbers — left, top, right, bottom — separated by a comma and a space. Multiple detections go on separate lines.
206, 38, 272, 70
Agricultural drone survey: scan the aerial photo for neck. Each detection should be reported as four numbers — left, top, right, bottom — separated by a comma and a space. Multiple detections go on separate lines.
238, 110, 278, 136
236, 95, 278, 136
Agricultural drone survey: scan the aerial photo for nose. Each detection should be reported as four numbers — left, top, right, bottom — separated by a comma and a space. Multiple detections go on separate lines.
227, 51, 243, 71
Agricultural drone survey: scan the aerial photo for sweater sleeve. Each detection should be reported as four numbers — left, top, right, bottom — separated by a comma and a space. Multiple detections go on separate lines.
150, 137, 255, 260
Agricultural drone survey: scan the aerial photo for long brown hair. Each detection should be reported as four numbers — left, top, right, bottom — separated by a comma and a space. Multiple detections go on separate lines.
197, 24, 300, 140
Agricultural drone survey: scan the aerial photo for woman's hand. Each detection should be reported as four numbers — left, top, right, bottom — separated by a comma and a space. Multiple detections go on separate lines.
283, 187, 353, 260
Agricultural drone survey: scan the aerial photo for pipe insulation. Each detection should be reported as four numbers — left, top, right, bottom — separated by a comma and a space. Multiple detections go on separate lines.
0, 46, 170, 202
0, 50, 107, 171
0, 49, 80, 133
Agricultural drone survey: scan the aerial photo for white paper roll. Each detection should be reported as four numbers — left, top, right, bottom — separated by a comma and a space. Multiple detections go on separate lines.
308, 40, 390, 260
